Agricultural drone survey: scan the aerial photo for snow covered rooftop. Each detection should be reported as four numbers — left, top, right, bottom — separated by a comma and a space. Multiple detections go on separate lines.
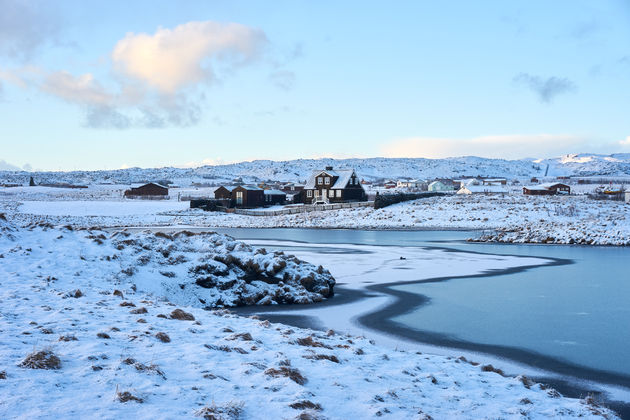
264, 189, 286, 195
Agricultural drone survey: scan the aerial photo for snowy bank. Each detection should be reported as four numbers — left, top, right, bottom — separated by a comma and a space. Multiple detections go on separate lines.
0, 224, 618, 419
0, 220, 335, 308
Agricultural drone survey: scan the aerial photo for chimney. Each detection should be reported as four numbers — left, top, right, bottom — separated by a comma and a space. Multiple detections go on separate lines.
325, 166, 333, 171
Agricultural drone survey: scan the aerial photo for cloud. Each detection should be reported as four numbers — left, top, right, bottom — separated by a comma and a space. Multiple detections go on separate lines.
41, 71, 114, 106
111, 21, 268, 93
380, 134, 592, 160
269, 70, 296, 91
0, 0, 60, 59
620, 136, 630, 147
513, 73, 577, 103
1, 20, 270, 129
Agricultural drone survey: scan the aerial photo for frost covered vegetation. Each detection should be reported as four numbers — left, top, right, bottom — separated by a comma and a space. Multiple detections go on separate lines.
0, 216, 618, 418
0, 216, 335, 308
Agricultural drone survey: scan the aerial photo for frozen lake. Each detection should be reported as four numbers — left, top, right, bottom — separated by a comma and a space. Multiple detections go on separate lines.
211, 228, 630, 389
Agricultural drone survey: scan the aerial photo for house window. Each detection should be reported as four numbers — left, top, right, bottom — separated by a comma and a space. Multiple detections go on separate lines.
307, 190, 313, 198
336, 190, 341, 198
329, 189, 334, 198
324, 177, 330, 185
236, 191, 243, 205
317, 177, 323, 185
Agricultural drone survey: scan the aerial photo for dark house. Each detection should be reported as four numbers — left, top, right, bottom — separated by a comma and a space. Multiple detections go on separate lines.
232, 185, 264, 208
124, 182, 168, 198
214, 186, 235, 200
523, 183, 570, 195
264, 189, 287, 205
302, 166, 367, 204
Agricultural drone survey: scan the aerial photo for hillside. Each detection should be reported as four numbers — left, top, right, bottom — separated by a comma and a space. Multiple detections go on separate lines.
1, 154, 630, 187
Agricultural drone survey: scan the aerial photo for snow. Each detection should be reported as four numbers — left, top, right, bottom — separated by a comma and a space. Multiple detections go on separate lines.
0, 220, 617, 419
3, 153, 630, 189
18, 200, 189, 217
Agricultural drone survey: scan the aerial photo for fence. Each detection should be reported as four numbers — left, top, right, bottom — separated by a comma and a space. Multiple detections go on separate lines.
232, 201, 374, 216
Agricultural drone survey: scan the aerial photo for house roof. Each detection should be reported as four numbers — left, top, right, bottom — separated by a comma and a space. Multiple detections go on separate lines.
236, 185, 262, 191
216, 185, 235, 192
459, 185, 506, 193
264, 189, 286, 195
304, 169, 359, 190
525, 183, 569, 191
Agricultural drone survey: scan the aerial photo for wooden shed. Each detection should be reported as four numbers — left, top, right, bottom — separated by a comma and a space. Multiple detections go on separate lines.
232, 185, 264, 208
264, 189, 287, 205
214, 186, 235, 200
523, 183, 570, 195
124, 182, 168, 198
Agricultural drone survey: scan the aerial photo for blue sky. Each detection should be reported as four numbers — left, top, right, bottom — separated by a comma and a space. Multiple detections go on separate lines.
1, 0, 629, 171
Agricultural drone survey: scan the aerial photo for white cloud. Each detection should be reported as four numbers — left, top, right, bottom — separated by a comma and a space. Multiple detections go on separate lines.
619, 136, 630, 146
111, 21, 267, 93
1, 20, 270, 129
380, 134, 592, 160
41, 71, 113, 106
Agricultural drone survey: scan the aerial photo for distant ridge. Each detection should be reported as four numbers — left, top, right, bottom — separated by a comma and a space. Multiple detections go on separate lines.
1, 154, 630, 186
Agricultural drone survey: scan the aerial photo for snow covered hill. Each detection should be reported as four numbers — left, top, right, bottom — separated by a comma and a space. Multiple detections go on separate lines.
0, 217, 619, 419
2, 153, 630, 187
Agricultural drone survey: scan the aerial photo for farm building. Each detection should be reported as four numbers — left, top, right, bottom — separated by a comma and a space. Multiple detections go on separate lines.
124, 182, 168, 198
397, 179, 426, 189
523, 183, 571, 195
214, 186, 235, 200
383, 180, 397, 189
457, 185, 507, 195
302, 166, 367, 204
428, 180, 455, 192
232, 185, 264, 208
264, 189, 287, 205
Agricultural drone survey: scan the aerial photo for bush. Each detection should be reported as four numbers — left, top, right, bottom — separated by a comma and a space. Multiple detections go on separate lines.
20, 349, 61, 370
170, 309, 195, 321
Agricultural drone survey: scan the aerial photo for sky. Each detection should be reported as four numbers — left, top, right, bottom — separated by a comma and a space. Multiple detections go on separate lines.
0, 0, 629, 171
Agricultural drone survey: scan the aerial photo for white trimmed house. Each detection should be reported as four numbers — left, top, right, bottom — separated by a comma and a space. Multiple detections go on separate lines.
302, 166, 367, 204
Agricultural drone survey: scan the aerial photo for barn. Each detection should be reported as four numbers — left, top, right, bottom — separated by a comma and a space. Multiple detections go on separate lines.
523, 183, 571, 195
124, 182, 168, 198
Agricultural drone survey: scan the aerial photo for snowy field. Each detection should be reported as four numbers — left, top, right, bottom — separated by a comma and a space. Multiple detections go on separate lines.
0, 217, 618, 419
4, 186, 628, 246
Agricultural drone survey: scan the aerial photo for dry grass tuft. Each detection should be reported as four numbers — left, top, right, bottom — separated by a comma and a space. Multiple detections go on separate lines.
113, 290, 124, 298
264, 366, 307, 385
293, 412, 326, 420
116, 390, 143, 403
97, 332, 111, 339
20, 349, 61, 370
296, 336, 331, 349
0, 371, 6, 379
289, 400, 322, 410
70, 289, 83, 298
155, 332, 171, 343
195, 401, 244, 420
119, 301, 136, 307
58, 335, 78, 342
226, 332, 253, 341
303, 354, 340, 363
480, 364, 505, 376
130, 307, 148, 314
170, 309, 195, 321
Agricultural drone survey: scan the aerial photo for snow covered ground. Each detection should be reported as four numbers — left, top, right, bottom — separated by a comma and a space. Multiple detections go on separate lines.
5, 188, 629, 245
0, 217, 618, 419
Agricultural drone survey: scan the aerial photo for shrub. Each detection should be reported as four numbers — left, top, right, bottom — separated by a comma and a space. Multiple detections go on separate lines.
195, 401, 244, 420
170, 309, 195, 321
296, 336, 331, 349
20, 349, 61, 370
264, 367, 307, 385
155, 332, 171, 343
97, 332, 111, 339
289, 401, 322, 410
